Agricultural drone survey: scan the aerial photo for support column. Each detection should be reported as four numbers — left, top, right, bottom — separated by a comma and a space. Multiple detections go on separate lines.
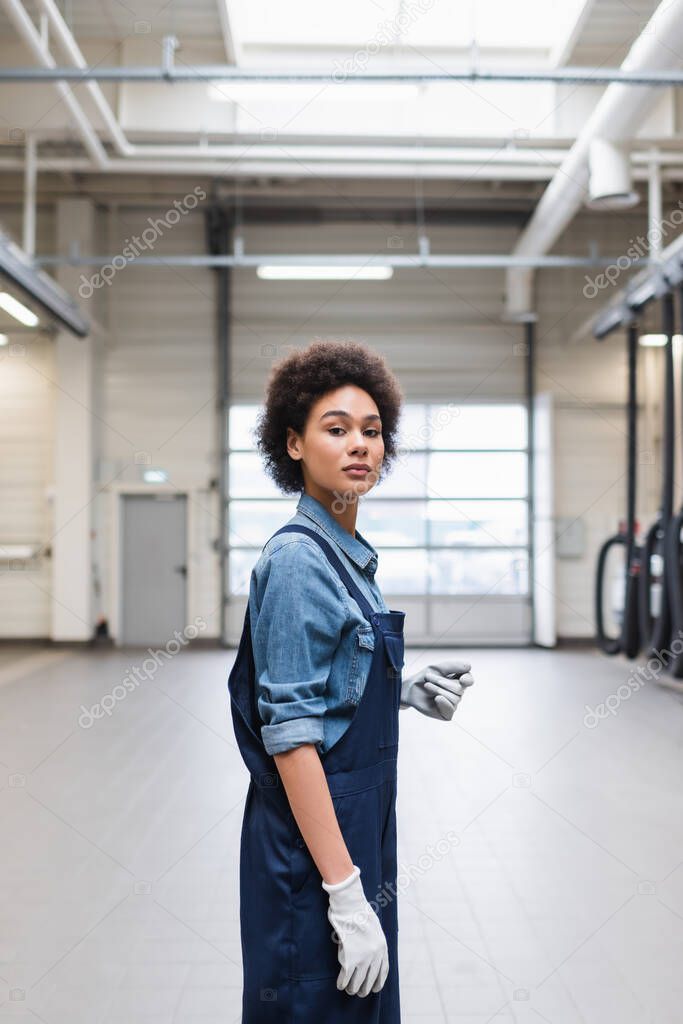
51, 198, 96, 641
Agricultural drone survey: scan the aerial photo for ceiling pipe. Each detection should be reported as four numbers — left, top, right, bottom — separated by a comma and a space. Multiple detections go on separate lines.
504, 0, 683, 320
4, 62, 683, 85
34, 252, 650, 270
33, 0, 132, 157
22, 133, 36, 257
2, 154, 683, 182
0, 0, 108, 168
586, 139, 639, 209
648, 151, 663, 262
20, 143, 576, 166
0, 155, 571, 180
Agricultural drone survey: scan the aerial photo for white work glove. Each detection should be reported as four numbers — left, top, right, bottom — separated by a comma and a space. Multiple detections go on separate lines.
322, 864, 389, 997
400, 659, 474, 720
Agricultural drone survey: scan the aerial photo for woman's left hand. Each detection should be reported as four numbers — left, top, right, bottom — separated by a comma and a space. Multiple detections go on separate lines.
399, 660, 474, 720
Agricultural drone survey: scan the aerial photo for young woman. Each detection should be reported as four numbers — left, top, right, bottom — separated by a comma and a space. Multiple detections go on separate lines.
228, 340, 474, 1022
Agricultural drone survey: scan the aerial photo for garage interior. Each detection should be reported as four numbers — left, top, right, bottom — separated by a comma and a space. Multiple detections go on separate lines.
1, 0, 683, 1021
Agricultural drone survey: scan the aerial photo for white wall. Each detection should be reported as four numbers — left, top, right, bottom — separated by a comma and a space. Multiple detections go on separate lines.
98, 202, 220, 639
0, 205, 55, 637
0, 333, 55, 636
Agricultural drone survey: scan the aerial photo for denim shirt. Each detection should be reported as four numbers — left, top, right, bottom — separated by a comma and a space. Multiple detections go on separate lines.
247, 491, 390, 756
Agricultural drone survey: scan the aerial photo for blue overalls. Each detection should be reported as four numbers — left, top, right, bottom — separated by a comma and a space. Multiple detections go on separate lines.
228, 524, 405, 1022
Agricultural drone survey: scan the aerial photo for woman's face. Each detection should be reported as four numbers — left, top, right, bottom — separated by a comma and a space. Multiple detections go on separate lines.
287, 384, 385, 503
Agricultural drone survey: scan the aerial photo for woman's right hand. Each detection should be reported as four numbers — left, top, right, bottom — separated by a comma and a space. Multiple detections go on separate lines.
322, 864, 389, 997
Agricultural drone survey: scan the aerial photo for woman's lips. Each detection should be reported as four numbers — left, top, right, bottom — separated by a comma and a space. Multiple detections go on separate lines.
343, 467, 370, 478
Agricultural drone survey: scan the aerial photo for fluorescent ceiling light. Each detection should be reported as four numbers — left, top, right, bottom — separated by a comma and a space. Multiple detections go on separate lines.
0, 333, 8, 346
257, 265, 393, 281
1, 544, 38, 559
0, 291, 39, 326
143, 469, 168, 483
639, 333, 683, 346
0, 232, 87, 336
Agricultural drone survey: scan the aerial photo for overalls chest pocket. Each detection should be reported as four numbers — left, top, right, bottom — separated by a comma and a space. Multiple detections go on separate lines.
344, 622, 375, 706
379, 624, 405, 749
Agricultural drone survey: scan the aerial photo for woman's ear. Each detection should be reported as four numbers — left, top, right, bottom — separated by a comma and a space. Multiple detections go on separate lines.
286, 426, 302, 461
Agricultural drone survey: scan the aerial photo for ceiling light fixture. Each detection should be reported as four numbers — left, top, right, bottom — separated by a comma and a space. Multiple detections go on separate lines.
256, 265, 393, 281
0, 291, 39, 326
639, 333, 683, 346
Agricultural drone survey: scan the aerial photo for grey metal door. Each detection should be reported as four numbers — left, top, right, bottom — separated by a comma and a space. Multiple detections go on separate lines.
121, 494, 187, 646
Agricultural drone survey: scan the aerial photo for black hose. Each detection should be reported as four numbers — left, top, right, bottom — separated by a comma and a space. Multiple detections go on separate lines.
638, 518, 670, 655
595, 532, 628, 654
638, 292, 676, 665
665, 509, 683, 673
665, 284, 683, 675
595, 322, 642, 657
620, 554, 642, 658
620, 321, 642, 659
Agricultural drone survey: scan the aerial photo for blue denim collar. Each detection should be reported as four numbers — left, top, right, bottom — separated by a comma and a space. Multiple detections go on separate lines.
296, 491, 378, 576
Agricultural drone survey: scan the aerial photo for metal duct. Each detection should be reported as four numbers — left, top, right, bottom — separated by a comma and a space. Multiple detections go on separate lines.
504, 0, 683, 320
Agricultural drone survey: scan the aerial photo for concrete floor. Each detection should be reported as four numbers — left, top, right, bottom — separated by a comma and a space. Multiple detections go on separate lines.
0, 642, 682, 1023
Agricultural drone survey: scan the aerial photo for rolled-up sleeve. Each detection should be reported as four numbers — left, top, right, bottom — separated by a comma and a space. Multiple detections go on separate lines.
251, 539, 348, 755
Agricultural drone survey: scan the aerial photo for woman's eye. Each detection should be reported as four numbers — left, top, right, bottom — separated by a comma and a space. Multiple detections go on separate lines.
328, 427, 381, 437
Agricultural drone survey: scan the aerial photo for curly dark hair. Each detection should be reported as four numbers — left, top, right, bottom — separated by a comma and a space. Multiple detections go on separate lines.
253, 339, 404, 495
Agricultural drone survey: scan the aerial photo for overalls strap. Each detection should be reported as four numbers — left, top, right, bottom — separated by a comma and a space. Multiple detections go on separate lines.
270, 524, 374, 621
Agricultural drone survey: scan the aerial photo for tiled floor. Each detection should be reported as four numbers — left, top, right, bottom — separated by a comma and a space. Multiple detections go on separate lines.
1, 642, 682, 1022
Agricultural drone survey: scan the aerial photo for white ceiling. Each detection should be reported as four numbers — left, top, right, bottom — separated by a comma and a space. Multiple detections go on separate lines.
0, 0, 675, 161
230, 0, 588, 50
0, 0, 617, 53
0, 0, 224, 41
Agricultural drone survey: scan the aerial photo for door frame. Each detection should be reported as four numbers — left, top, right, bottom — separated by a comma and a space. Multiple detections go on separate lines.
110, 484, 191, 647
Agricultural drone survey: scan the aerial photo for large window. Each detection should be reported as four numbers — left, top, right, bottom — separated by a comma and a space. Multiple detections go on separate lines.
228, 403, 529, 597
